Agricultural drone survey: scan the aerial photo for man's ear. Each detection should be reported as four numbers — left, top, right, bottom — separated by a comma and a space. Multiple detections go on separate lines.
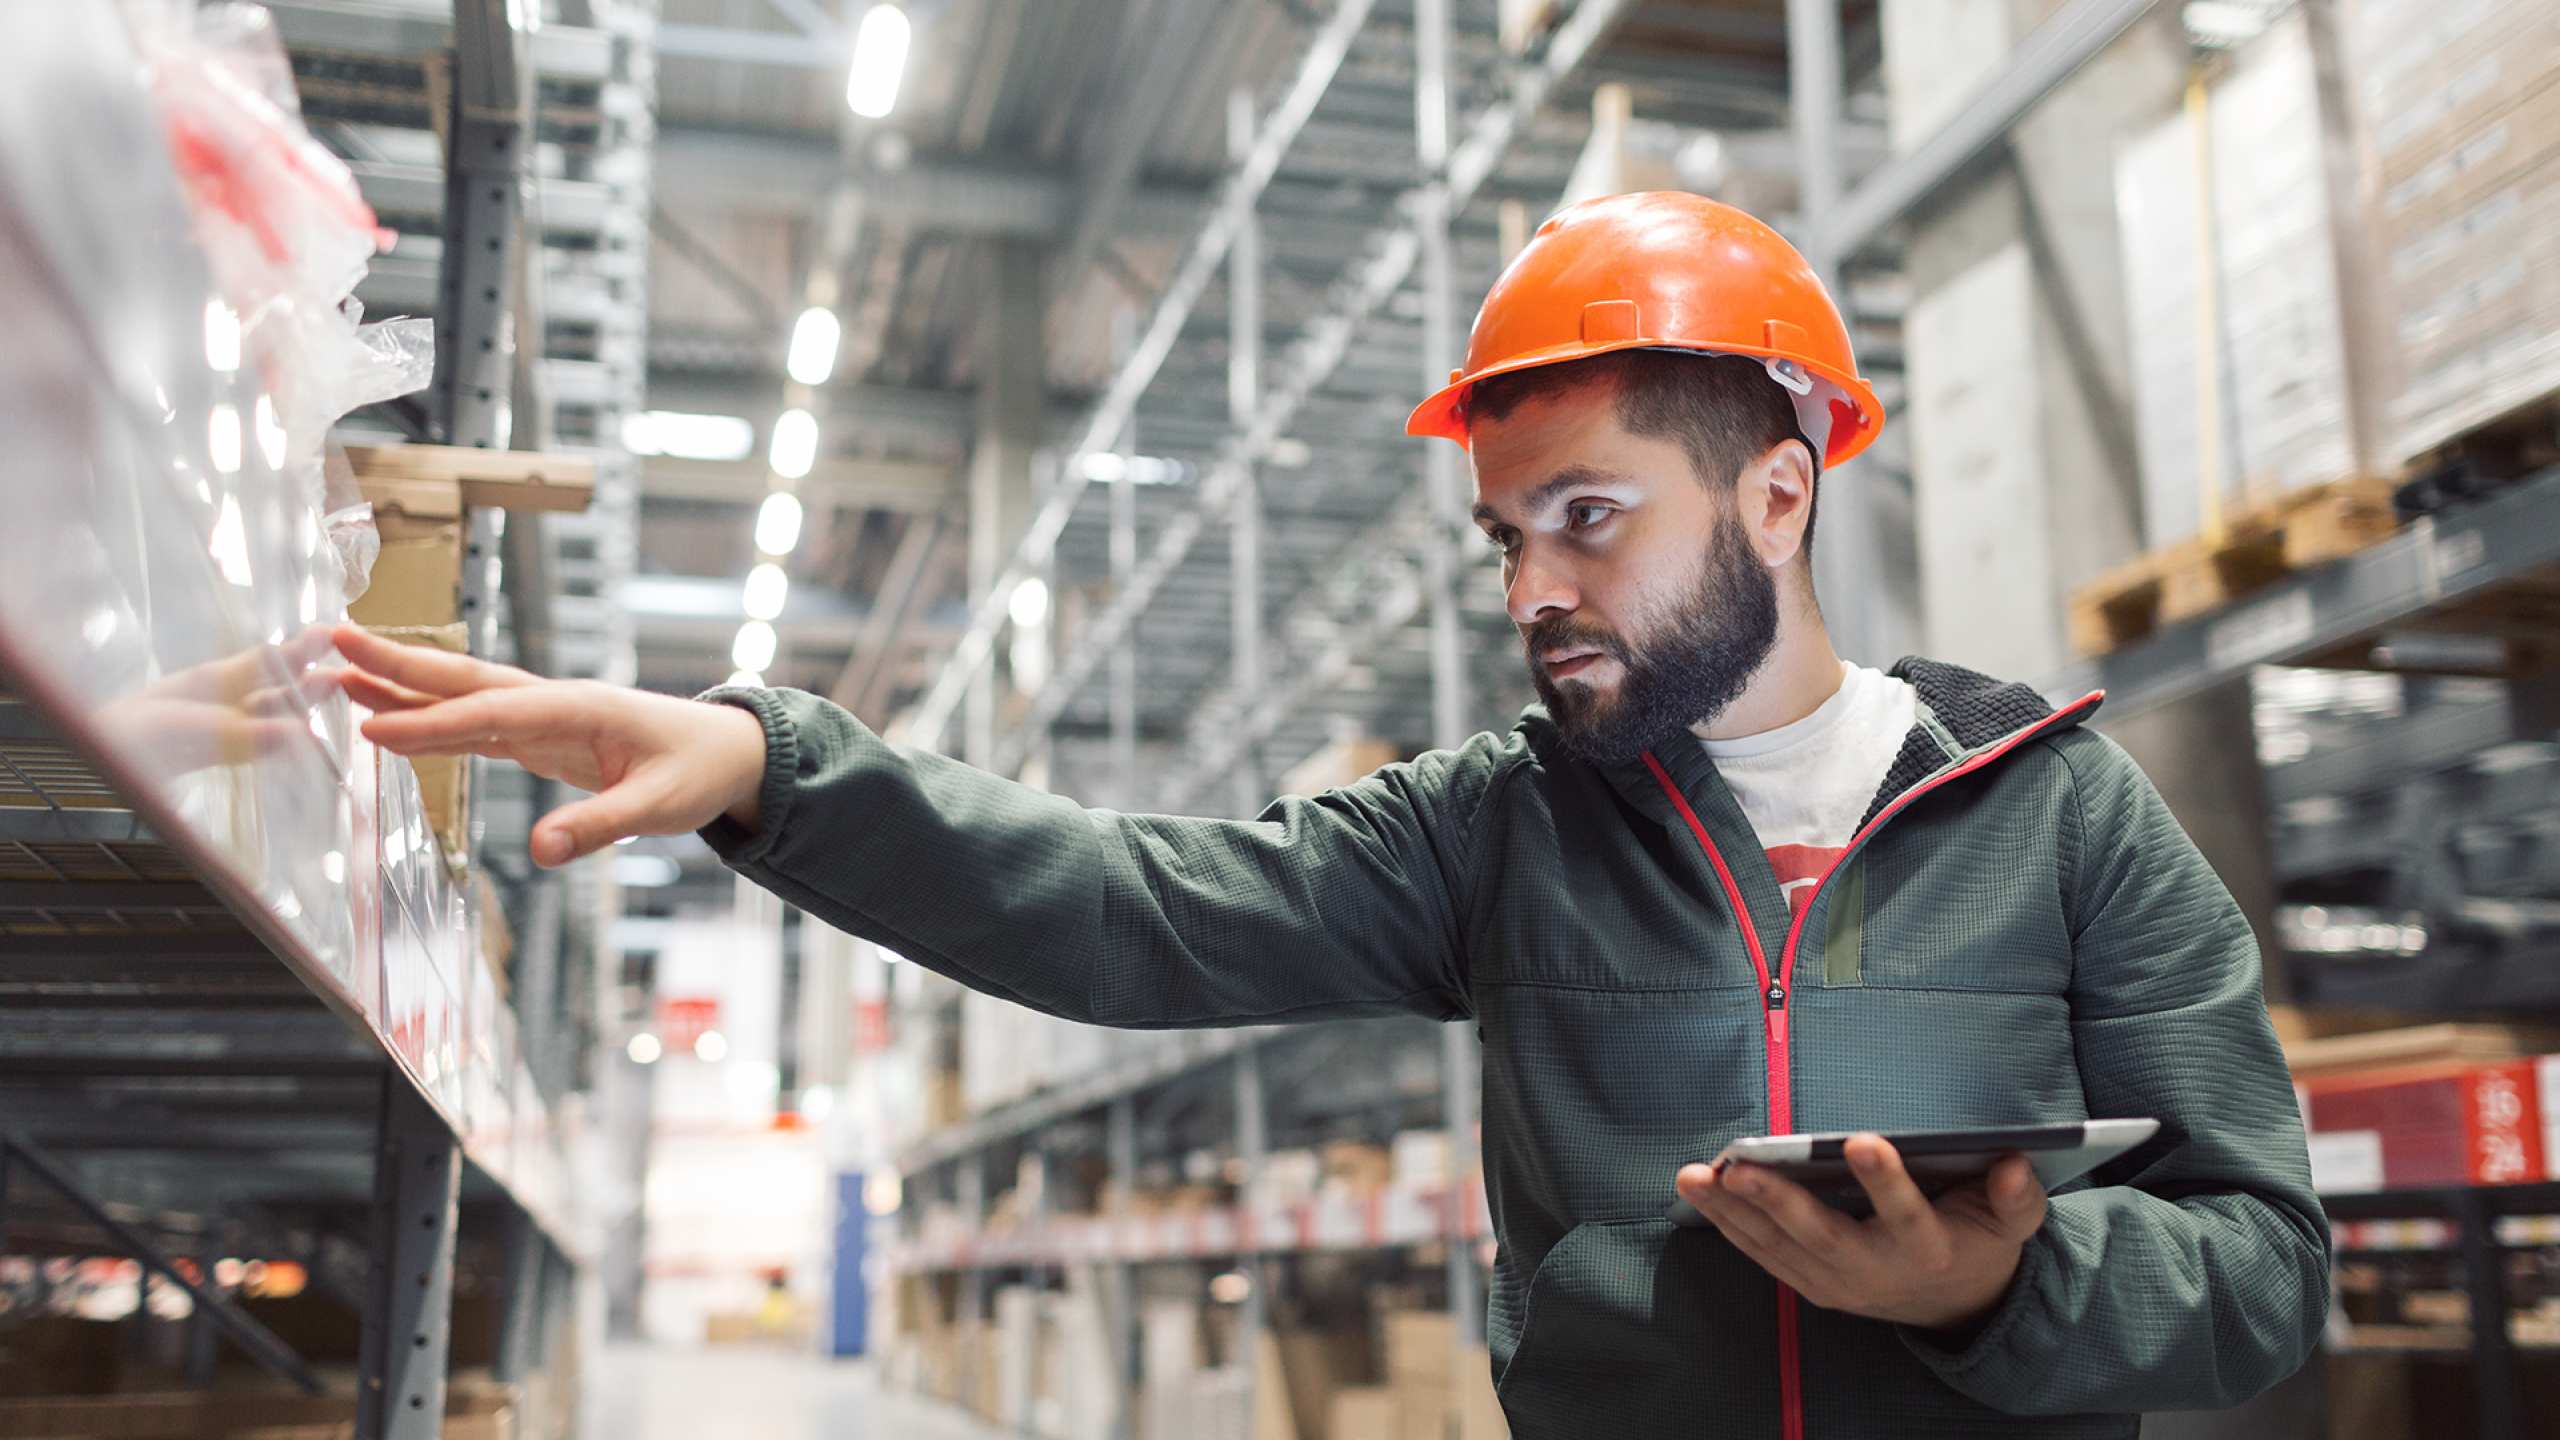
1736, 439, 1816, 570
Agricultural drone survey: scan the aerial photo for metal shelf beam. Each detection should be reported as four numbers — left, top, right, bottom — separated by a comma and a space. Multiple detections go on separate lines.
2052, 468, 2560, 721
1809, 0, 2162, 271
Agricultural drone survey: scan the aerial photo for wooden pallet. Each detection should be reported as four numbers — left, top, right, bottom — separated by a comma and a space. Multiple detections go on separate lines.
2068, 478, 2403, 656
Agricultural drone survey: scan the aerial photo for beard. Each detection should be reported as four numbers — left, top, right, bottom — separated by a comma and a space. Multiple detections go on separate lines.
1524, 513, 1781, 766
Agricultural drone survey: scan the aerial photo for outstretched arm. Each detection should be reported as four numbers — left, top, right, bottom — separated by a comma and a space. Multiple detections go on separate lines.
334, 624, 1499, 1029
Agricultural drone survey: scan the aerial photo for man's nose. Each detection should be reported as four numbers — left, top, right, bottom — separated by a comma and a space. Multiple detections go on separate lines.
1506, 543, 1576, 626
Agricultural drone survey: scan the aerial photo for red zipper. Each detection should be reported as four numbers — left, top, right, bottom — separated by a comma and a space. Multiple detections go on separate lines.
1638, 691, 2098, 1440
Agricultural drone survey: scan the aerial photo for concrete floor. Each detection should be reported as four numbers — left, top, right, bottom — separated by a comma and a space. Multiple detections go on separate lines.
584, 1344, 1004, 1440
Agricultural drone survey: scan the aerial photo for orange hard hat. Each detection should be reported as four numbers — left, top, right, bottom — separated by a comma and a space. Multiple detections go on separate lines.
1406, 191, 1884, 467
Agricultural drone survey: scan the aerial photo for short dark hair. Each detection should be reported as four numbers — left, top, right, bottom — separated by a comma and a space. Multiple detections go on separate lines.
1461, 349, 1818, 550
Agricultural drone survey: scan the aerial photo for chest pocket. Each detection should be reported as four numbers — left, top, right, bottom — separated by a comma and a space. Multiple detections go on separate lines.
1841, 800, 2074, 995
1822, 856, 1863, 988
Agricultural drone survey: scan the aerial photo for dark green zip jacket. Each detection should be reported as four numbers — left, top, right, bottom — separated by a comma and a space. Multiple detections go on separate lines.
702, 658, 2327, 1438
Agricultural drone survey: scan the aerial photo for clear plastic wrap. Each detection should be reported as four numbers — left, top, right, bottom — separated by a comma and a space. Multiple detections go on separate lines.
130, 1, 435, 610
0, 3, 550, 1210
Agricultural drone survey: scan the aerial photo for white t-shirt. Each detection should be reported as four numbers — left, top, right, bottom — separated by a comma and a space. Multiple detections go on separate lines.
1698, 662, 1918, 919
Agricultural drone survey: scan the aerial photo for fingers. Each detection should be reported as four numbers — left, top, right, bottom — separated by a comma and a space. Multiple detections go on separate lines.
1685, 1167, 1791, 1245
331, 624, 535, 699
1679, 1158, 1843, 1270
338, 668, 444, 716
358, 684, 571, 759
1982, 1155, 2049, 1239
1845, 1134, 1938, 1238
534, 773, 681, 867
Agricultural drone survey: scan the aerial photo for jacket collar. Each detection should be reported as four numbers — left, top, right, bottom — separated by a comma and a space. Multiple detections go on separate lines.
1566, 655, 2104, 834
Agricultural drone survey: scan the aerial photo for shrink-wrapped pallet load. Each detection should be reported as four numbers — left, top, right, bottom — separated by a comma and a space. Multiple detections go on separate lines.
2340, 0, 2560, 458
2115, 7, 2372, 550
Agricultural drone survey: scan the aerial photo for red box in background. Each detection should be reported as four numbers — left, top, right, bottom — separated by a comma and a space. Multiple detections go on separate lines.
2302, 1059, 2553, 1191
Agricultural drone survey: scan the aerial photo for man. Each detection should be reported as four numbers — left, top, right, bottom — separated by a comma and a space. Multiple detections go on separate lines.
336, 193, 2325, 1437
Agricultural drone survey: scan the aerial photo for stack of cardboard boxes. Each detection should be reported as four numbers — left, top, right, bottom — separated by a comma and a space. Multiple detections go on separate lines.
2342, 0, 2560, 458
0, 1375, 518, 1440
2112, 0, 2560, 552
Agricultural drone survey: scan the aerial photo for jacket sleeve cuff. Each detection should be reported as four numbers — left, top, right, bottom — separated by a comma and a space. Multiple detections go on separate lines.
692, 685, 801, 868
1895, 1221, 2053, 1385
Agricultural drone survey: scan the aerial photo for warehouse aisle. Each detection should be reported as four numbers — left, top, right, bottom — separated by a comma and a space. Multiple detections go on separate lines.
584, 1345, 1007, 1440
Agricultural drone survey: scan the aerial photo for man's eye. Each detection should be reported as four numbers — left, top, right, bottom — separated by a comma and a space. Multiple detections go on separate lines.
1566, 503, 1611, 529
1483, 528, 1517, 551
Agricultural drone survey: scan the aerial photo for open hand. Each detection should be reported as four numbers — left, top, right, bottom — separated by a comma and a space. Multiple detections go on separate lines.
331, 624, 768, 866
1674, 1133, 2046, 1336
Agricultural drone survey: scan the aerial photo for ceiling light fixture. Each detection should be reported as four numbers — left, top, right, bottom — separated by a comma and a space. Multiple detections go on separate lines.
731, 620, 778, 674
1076, 452, 1189, 484
787, 307, 842, 386
755, 492, 805, 555
621, 410, 756, 461
845, 4, 911, 119
743, 562, 790, 621
768, 408, 818, 480
1007, 576, 1048, 628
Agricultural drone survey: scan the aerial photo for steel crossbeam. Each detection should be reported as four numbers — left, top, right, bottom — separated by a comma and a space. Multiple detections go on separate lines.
958, 0, 1634, 773
902, 0, 1382, 751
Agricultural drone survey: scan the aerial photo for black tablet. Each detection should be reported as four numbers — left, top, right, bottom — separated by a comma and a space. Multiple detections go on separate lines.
1666, 1119, 2160, 1223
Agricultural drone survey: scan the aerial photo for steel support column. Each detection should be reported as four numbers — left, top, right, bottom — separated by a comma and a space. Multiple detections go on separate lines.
491, 1206, 546, 1386
355, 1082, 463, 1440
966, 242, 1047, 769
1787, 0, 1875, 666
954, 1155, 988, 1413
1105, 1095, 1139, 1440
1416, 0, 1470, 754
2457, 1188, 2524, 1440
435, 0, 530, 452
1228, 88, 1267, 817
1233, 1046, 1268, 1418
1442, 1021, 1482, 1344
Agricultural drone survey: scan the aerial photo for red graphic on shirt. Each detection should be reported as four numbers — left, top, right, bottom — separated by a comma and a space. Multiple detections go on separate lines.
1765, 843, 1849, 919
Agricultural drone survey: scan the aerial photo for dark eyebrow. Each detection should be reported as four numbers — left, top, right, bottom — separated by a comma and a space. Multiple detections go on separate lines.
1470, 465, 1629, 528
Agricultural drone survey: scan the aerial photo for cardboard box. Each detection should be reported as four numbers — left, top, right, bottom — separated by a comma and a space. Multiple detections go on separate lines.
2115, 8, 2372, 547
1381, 1311, 1453, 1388
2300, 1054, 2559, 1190
1453, 1345, 1507, 1440
363, 624, 472, 871
350, 470, 465, 630
345, 445, 595, 514
1253, 1330, 1302, 1440
1279, 738, 1403, 799
2285, 1021, 2560, 1078
1274, 1330, 1371, 1440
2342, 0, 2560, 456
1327, 1388, 1399, 1440
1320, 1143, 1393, 1198
0, 1393, 203, 1438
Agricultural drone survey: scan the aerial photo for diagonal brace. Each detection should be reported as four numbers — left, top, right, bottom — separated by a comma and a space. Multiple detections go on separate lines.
1, 1135, 325, 1393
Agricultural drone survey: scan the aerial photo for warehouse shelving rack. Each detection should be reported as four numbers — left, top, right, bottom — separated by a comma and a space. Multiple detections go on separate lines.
0, 3, 636, 1437
2053, 465, 2560, 722
2324, 1181, 2560, 1440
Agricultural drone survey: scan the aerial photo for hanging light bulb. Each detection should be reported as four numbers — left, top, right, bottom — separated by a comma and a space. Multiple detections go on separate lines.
768, 408, 818, 480
845, 5, 911, 119
787, 307, 842, 386
755, 491, 805, 555
743, 562, 790, 621
731, 620, 778, 674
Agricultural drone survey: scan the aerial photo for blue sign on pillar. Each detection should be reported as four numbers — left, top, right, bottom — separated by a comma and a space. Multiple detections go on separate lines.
831, 1172, 868, 1356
